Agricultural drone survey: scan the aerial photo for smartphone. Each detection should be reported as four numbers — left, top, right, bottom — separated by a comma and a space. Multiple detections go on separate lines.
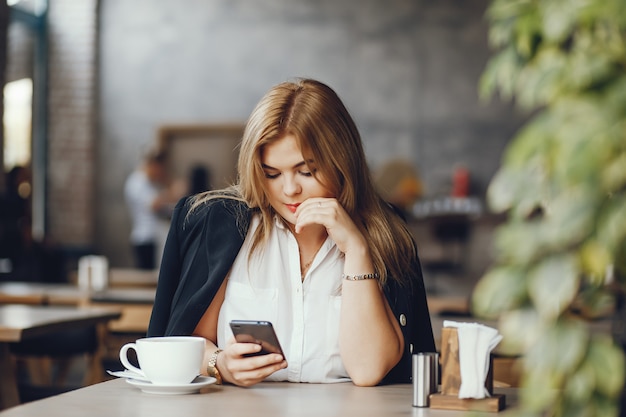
229, 320, 285, 358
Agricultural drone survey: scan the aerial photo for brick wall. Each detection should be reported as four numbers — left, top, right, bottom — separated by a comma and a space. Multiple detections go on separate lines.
46, 0, 98, 247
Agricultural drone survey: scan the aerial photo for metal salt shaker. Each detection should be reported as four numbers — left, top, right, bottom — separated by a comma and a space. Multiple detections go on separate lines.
412, 352, 438, 407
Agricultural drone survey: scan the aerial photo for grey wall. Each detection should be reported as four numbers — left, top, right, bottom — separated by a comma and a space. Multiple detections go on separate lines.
96, 0, 524, 267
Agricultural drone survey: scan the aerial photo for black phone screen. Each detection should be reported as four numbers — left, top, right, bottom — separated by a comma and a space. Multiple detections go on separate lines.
229, 320, 285, 357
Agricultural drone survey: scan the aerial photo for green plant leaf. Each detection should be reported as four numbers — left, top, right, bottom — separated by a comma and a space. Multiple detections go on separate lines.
567, 45, 615, 90
547, 105, 613, 186
514, 8, 543, 58
493, 221, 544, 265
486, 164, 544, 218
485, 0, 519, 48
502, 111, 551, 168
525, 319, 589, 378
540, 0, 580, 43
499, 308, 544, 355
578, 240, 612, 283
543, 186, 598, 249
528, 254, 580, 320
471, 265, 527, 319
602, 153, 626, 192
557, 397, 618, 417
586, 397, 621, 417
574, 288, 616, 318
520, 366, 561, 412
588, 336, 625, 398
486, 166, 518, 213
597, 194, 626, 254
479, 46, 523, 102
516, 47, 568, 108
479, 0, 626, 414
563, 358, 596, 404
615, 241, 626, 280
605, 77, 626, 113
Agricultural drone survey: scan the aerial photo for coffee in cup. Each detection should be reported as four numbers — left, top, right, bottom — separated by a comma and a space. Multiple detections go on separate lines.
119, 336, 206, 385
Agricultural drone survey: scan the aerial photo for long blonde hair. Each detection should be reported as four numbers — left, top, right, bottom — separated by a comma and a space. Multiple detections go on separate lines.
192, 78, 417, 285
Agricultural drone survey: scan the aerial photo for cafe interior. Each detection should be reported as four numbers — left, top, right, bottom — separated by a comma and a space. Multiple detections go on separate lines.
1, 0, 625, 416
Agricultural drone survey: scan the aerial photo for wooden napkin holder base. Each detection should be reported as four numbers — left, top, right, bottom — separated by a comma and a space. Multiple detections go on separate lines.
429, 327, 505, 413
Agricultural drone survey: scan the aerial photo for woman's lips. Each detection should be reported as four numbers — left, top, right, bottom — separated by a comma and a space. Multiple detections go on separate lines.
286, 203, 300, 213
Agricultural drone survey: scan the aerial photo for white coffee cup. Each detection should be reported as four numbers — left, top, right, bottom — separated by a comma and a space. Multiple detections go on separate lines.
119, 336, 206, 385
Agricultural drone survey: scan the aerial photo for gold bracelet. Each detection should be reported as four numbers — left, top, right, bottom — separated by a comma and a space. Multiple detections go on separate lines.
207, 348, 223, 384
343, 272, 379, 281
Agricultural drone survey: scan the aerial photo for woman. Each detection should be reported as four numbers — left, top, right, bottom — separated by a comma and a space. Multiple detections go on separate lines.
147, 78, 435, 387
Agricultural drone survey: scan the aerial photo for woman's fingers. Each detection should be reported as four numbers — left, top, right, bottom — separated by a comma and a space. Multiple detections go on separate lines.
295, 198, 341, 232
295, 198, 365, 254
220, 343, 287, 387
227, 357, 287, 387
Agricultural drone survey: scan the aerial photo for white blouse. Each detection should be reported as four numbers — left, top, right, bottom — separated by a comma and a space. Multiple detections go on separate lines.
216, 215, 350, 383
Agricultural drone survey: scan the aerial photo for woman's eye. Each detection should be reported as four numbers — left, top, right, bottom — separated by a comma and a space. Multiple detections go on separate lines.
300, 167, 317, 177
264, 172, 280, 179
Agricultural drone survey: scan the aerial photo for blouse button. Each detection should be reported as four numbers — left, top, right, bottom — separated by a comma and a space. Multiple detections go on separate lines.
399, 314, 407, 326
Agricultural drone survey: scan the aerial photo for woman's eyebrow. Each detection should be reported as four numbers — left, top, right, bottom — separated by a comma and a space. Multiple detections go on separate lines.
261, 160, 312, 170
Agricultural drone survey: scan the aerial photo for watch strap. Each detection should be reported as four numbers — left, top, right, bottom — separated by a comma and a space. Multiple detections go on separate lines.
207, 348, 223, 384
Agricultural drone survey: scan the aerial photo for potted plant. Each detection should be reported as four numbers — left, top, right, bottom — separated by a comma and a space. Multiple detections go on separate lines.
473, 0, 626, 415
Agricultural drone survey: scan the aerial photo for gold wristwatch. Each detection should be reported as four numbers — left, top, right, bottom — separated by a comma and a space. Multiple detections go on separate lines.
207, 348, 223, 384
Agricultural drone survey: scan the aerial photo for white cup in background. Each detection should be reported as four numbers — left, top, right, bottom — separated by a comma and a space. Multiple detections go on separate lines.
78, 255, 109, 291
119, 336, 206, 385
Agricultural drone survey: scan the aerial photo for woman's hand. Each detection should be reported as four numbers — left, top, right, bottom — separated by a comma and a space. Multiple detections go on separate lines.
294, 198, 367, 257
295, 197, 404, 386
218, 338, 287, 387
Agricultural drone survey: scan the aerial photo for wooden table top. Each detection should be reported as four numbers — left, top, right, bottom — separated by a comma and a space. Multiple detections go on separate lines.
89, 288, 155, 305
0, 304, 122, 342
0, 282, 155, 336
0, 304, 123, 411
0, 378, 518, 417
107, 268, 158, 288
67, 268, 158, 289
0, 282, 155, 306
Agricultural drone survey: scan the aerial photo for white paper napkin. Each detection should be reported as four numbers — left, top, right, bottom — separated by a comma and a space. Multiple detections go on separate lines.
443, 320, 503, 399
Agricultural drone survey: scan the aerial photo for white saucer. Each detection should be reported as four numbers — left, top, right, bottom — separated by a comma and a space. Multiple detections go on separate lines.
126, 376, 217, 395
107, 369, 150, 382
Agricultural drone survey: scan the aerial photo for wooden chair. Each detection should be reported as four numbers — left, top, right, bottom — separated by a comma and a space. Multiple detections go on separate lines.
10, 324, 107, 388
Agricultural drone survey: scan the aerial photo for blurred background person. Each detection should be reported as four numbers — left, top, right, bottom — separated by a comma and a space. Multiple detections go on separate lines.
188, 164, 211, 196
0, 166, 31, 280
0, 165, 65, 282
124, 149, 185, 270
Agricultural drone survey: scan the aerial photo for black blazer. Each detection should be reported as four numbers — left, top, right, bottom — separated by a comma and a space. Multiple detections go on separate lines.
147, 197, 435, 384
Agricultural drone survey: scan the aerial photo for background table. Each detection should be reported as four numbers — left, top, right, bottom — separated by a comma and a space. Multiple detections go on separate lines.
0, 305, 122, 410
0, 282, 155, 396
0, 282, 155, 333
0, 378, 517, 417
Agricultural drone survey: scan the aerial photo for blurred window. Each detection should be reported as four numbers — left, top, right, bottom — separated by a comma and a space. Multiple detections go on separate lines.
4, 0, 47, 239
3, 78, 32, 170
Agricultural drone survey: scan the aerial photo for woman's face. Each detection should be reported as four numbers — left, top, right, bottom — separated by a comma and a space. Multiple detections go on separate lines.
261, 134, 334, 225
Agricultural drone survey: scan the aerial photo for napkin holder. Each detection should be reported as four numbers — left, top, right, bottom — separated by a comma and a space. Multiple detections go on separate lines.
429, 327, 506, 412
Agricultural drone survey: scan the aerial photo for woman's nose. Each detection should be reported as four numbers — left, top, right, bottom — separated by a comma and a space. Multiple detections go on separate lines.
282, 175, 301, 196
